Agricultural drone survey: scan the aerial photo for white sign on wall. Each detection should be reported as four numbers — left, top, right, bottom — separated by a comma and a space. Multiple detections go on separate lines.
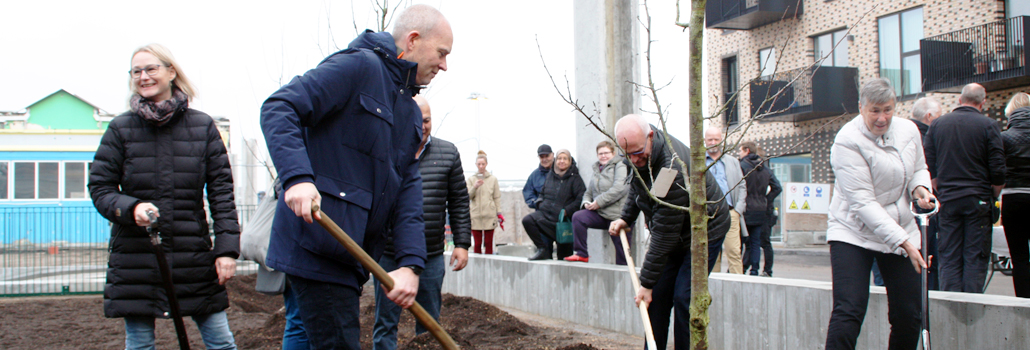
783, 182, 831, 214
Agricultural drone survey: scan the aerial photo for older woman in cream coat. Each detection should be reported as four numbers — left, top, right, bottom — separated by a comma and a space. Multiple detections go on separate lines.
824, 78, 935, 350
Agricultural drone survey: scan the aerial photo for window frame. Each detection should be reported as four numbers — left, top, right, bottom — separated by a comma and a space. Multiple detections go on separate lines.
813, 29, 850, 67
1, 160, 93, 201
759, 47, 777, 78
722, 56, 740, 126
877, 7, 924, 97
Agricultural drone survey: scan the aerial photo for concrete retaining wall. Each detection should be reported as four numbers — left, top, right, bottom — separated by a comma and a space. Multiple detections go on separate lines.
442, 253, 1030, 349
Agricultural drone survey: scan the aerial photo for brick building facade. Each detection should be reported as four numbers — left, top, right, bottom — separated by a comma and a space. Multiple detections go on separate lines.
705, 0, 1029, 185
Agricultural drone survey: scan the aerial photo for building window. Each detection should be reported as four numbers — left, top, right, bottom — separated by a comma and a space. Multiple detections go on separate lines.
759, 47, 777, 78
65, 162, 87, 199
878, 7, 923, 97
0, 162, 7, 199
14, 162, 35, 199
722, 56, 739, 125
3, 161, 92, 200
814, 29, 850, 67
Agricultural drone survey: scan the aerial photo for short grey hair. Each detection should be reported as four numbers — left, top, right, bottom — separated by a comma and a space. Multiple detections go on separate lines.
911, 97, 941, 121
391, 4, 444, 43
859, 78, 896, 107
959, 83, 986, 105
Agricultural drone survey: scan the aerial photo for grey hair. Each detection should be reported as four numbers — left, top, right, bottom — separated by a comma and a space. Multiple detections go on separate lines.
911, 97, 941, 121
959, 84, 986, 105
391, 4, 444, 43
859, 78, 896, 107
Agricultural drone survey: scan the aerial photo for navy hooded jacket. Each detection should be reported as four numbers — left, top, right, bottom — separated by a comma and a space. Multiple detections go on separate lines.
260, 30, 427, 289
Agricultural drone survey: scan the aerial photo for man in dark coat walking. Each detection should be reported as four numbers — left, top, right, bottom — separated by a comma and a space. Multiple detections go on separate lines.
924, 83, 1006, 293
260, 5, 453, 349
373, 95, 471, 350
608, 114, 731, 350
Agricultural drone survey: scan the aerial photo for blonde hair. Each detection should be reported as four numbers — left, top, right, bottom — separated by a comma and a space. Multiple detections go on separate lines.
1006, 92, 1030, 117
128, 44, 197, 101
476, 150, 488, 163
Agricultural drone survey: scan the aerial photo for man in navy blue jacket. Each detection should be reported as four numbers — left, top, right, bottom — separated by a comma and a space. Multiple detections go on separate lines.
522, 144, 554, 208
260, 5, 452, 349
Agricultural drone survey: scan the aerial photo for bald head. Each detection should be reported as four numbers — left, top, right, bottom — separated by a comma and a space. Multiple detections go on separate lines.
959, 83, 986, 109
614, 114, 653, 167
392, 5, 446, 43
414, 95, 432, 144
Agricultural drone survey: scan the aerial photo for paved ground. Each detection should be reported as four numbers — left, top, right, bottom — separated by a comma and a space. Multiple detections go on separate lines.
718, 243, 1017, 297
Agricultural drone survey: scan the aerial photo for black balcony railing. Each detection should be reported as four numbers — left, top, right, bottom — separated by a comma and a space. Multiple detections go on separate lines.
921, 16, 1029, 93
706, 0, 802, 30
749, 66, 859, 123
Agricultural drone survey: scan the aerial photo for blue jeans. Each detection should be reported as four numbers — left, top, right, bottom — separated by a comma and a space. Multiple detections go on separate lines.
286, 274, 362, 350
372, 254, 445, 350
124, 311, 236, 350
282, 283, 310, 350
647, 235, 724, 350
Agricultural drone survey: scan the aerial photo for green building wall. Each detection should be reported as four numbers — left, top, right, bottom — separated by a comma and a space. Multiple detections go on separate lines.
26, 91, 100, 130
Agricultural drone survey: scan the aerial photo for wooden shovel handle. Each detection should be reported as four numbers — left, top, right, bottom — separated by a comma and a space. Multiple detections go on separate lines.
620, 229, 659, 350
312, 202, 459, 350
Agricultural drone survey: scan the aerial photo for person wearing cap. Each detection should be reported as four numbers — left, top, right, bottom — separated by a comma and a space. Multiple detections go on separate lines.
522, 144, 554, 209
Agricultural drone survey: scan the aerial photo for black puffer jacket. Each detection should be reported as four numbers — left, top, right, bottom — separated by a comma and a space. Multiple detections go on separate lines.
620, 126, 730, 289
740, 153, 782, 225
386, 138, 471, 257
89, 106, 239, 319
1003, 107, 1030, 189
537, 156, 587, 223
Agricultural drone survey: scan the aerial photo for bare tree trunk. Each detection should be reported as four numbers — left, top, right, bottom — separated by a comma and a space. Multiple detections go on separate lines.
687, 1, 710, 349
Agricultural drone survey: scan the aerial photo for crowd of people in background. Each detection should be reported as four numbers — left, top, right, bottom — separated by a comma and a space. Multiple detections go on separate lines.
84, 3, 1030, 349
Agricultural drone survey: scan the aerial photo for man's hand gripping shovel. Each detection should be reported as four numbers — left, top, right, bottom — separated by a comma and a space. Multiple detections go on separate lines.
911, 200, 938, 350
146, 210, 191, 350
310, 201, 460, 350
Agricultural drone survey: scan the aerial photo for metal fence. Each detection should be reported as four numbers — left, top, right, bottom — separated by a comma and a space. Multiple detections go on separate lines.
921, 15, 1028, 92
0, 204, 259, 297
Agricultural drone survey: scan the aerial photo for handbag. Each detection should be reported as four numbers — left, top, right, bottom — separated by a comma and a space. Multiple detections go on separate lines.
240, 179, 286, 295
556, 209, 574, 244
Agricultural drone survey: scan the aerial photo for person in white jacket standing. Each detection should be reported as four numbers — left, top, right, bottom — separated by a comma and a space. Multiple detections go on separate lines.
824, 78, 936, 350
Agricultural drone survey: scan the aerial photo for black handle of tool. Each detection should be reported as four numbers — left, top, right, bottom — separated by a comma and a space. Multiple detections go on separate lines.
909, 201, 933, 349
148, 210, 191, 350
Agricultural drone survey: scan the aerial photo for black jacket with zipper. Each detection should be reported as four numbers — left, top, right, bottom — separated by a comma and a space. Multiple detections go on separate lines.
90, 106, 239, 318
1003, 107, 1030, 189
537, 157, 587, 223
385, 137, 472, 257
620, 125, 730, 289
740, 153, 782, 226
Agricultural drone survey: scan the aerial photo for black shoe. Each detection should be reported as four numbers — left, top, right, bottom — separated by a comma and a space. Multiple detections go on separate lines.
528, 248, 552, 261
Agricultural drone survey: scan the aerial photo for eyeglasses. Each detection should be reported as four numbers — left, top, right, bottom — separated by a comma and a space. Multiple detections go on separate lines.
129, 64, 164, 79
619, 135, 651, 157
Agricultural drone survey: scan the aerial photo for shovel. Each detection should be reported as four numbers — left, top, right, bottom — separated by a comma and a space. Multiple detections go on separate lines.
146, 210, 191, 350
311, 202, 459, 350
910, 200, 938, 350
619, 229, 658, 350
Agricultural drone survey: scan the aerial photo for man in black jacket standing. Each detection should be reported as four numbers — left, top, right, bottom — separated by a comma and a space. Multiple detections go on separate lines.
373, 95, 471, 350
609, 114, 730, 350
924, 83, 1006, 293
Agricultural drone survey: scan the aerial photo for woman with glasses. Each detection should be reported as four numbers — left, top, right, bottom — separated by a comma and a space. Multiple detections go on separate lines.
89, 44, 240, 350
564, 141, 630, 264
824, 78, 934, 349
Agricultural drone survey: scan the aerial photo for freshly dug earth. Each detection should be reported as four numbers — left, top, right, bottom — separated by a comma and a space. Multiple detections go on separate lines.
0, 274, 626, 349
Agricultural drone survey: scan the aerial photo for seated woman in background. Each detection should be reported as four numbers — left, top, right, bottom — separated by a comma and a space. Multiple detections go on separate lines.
524, 149, 586, 260
565, 141, 630, 264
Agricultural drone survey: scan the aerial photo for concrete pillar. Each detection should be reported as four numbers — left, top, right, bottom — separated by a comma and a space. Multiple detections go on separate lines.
574, 0, 642, 258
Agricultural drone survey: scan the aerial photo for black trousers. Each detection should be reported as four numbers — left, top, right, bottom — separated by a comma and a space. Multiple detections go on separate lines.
825, 241, 921, 350
522, 211, 573, 259
1002, 193, 1030, 298
646, 235, 724, 350
937, 197, 992, 293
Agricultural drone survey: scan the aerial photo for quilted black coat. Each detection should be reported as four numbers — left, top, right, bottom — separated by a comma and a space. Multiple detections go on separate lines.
620, 126, 730, 289
536, 156, 587, 223
386, 138, 471, 257
89, 106, 239, 318
1002, 107, 1030, 189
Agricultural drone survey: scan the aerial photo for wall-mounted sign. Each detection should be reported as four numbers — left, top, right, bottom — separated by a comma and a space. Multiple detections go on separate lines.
783, 182, 830, 214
